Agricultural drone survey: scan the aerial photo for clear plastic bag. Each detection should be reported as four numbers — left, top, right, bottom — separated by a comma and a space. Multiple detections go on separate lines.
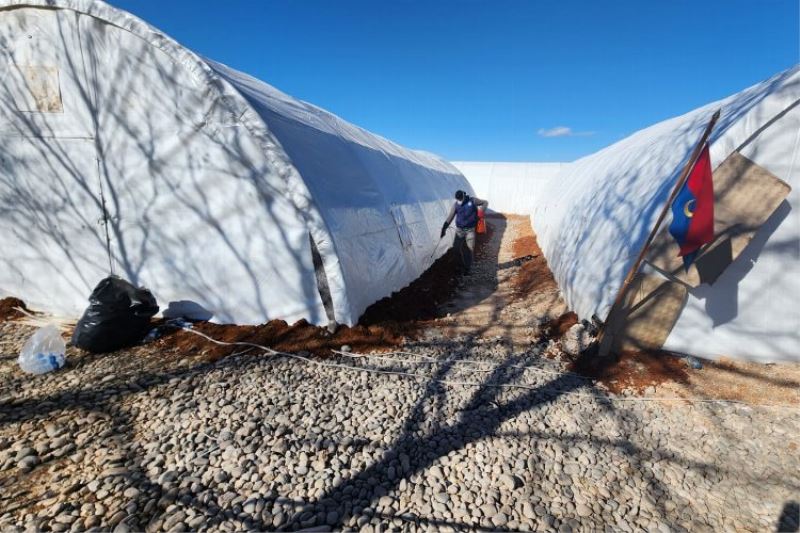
18, 324, 66, 374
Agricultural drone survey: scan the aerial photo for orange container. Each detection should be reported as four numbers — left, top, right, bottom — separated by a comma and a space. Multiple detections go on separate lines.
476, 207, 486, 234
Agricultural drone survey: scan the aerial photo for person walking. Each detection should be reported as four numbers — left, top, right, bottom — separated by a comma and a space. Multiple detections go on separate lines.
441, 190, 488, 273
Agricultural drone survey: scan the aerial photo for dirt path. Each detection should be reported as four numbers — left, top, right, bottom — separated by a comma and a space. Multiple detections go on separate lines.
433, 214, 566, 347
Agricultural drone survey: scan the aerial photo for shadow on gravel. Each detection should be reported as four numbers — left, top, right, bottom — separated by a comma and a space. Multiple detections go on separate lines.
0, 216, 739, 532
306, 344, 592, 529
0, 346, 588, 531
2, 219, 797, 531
0, 215, 509, 531
1, 349, 377, 531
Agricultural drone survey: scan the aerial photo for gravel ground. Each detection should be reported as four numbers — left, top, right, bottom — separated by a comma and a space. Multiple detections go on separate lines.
1, 320, 798, 532
1, 214, 798, 532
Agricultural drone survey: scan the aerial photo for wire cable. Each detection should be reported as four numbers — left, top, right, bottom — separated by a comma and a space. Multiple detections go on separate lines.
180, 327, 800, 410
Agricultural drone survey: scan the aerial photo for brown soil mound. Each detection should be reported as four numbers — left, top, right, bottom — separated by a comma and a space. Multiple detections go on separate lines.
159, 319, 406, 362
569, 349, 690, 394
512, 235, 537, 258
0, 297, 27, 321
360, 227, 492, 325
659, 356, 800, 405
158, 232, 492, 361
511, 232, 558, 296
543, 311, 579, 338
359, 249, 462, 326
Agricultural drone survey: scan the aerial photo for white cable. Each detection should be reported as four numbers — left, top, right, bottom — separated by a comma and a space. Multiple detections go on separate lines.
8, 306, 75, 332
180, 327, 800, 410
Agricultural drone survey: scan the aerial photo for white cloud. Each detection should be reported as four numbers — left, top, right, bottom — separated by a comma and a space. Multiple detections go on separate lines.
537, 126, 595, 138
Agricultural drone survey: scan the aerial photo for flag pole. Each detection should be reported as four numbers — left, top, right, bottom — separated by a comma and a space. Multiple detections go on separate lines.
596, 109, 721, 356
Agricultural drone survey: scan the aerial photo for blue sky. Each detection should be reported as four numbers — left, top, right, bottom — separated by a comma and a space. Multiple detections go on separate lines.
111, 0, 798, 162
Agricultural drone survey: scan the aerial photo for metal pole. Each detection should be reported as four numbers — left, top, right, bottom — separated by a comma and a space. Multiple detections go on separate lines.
596, 109, 721, 356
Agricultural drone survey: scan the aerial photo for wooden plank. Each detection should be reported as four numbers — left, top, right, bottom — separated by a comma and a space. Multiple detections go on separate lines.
614, 273, 688, 352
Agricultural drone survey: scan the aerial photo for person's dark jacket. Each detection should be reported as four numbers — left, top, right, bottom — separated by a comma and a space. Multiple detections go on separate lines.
444, 195, 488, 229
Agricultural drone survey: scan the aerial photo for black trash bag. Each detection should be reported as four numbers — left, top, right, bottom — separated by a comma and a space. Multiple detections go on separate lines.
72, 276, 159, 353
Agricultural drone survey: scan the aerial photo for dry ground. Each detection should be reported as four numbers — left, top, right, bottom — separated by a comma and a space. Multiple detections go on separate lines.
434, 214, 566, 346
0, 214, 798, 532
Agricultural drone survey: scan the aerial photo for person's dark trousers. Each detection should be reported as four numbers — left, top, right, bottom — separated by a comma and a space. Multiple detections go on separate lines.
455, 226, 476, 272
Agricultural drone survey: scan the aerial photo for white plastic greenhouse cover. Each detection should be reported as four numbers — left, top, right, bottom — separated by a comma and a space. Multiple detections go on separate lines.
533, 66, 800, 362
0, 0, 471, 326
451, 162, 567, 215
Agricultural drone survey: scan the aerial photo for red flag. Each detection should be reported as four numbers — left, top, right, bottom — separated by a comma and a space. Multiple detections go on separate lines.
669, 144, 715, 270
681, 144, 715, 255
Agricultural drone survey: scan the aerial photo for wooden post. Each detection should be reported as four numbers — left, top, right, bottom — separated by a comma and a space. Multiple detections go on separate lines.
596, 109, 721, 356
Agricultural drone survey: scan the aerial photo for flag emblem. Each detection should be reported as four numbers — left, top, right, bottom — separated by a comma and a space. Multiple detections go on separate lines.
668, 144, 714, 270
683, 199, 695, 218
